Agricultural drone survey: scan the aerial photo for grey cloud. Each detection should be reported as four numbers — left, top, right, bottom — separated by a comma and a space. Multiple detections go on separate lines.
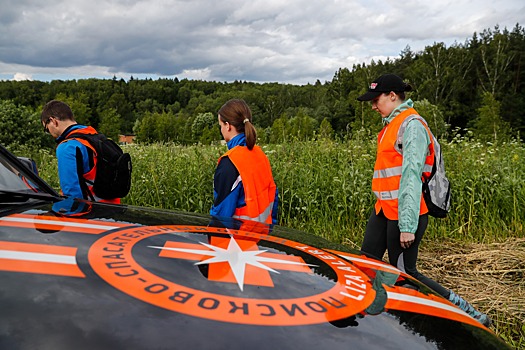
0, 0, 524, 84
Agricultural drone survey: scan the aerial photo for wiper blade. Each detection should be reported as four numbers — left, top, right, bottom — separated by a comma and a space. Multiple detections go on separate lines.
0, 190, 60, 203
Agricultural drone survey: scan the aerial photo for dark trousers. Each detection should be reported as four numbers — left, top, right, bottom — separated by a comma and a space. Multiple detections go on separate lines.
361, 209, 449, 298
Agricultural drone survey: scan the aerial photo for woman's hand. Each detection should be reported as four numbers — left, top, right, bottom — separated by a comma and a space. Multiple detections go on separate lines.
400, 232, 415, 249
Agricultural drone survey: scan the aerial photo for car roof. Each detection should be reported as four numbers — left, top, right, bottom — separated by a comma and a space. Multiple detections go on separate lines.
1, 201, 510, 350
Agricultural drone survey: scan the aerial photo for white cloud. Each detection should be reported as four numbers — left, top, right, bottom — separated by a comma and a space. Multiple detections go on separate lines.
180, 68, 212, 81
12, 73, 32, 81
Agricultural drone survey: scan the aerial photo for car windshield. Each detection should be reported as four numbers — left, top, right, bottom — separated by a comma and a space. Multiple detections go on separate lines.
0, 146, 59, 204
0, 158, 36, 191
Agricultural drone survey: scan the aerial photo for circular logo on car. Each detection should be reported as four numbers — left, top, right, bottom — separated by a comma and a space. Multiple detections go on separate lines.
88, 225, 374, 326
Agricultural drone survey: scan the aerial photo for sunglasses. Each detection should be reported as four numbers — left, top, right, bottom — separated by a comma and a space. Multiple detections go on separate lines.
44, 117, 55, 134
43, 117, 54, 133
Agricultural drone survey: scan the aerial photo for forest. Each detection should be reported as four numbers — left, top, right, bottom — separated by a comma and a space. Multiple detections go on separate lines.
0, 23, 524, 151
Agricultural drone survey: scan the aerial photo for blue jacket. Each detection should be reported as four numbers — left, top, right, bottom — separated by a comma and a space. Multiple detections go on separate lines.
55, 124, 93, 199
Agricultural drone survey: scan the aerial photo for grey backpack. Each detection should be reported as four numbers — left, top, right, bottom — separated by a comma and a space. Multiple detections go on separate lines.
398, 116, 451, 218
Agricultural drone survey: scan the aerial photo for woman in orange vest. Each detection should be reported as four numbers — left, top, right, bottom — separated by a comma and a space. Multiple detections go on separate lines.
357, 74, 490, 327
210, 99, 278, 226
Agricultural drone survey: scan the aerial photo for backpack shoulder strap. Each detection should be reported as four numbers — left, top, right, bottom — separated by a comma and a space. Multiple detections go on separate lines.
396, 115, 439, 181
64, 132, 98, 149
75, 146, 95, 201
64, 133, 97, 169
395, 115, 434, 154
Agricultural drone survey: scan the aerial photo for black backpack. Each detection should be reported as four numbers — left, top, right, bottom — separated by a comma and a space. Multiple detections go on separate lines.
66, 132, 132, 200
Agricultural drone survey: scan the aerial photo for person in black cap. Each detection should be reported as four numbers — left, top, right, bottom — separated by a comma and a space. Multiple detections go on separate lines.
356, 73, 413, 104
357, 74, 491, 327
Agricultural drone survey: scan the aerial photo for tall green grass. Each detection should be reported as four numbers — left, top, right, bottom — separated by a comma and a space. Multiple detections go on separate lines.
443, 132, 525, 242
33, 134, 525, 244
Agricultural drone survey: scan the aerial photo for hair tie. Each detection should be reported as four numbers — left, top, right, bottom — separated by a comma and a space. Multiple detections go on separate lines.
243, 118, 249, 124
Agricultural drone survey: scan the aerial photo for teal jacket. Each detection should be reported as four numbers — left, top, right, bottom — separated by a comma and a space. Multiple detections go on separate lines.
382, 99, 430, 234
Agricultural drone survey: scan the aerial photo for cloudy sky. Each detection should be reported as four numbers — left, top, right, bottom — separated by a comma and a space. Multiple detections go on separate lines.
1, 0, 523, 85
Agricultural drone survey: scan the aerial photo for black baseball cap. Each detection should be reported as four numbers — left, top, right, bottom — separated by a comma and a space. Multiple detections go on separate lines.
357, 74, 412, 101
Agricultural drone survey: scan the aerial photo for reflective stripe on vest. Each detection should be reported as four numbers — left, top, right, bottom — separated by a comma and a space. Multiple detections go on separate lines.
372, 108, 433, 220
221, 145, 276, 224
374, 166, 403, 179
232, 201, 274, 223
373, 163, 433, 189
373, 189, 399, 201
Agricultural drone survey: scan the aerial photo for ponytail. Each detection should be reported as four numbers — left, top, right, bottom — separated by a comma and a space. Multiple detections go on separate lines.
243, 119, 257, 150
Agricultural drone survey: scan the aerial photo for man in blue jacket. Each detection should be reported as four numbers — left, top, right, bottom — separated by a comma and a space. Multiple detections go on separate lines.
41, 100, 119, 203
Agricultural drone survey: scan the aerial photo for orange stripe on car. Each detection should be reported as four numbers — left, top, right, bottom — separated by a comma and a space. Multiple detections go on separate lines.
385, 290, 483, 328
325, 249, 402, 274
0, 213, 131, 234
0, 241, 85, 277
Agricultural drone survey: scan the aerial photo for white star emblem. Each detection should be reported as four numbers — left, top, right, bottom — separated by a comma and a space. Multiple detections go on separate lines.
149, 236, 316, 291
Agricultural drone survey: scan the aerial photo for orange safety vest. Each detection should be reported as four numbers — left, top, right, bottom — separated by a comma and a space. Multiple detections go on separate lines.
220, 145, 276, 224
63, 126, 120, 204
372, 108, 433, 220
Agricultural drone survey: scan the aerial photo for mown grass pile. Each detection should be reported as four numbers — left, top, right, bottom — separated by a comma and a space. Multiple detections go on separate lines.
33, 133, 525, 348
418, 238, 525, 349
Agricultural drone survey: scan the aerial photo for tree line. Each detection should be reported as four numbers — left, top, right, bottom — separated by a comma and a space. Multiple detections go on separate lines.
1, 23, 524, 151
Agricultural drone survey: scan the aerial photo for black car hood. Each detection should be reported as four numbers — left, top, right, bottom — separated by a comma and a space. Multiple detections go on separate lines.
0, 200, 509, 350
